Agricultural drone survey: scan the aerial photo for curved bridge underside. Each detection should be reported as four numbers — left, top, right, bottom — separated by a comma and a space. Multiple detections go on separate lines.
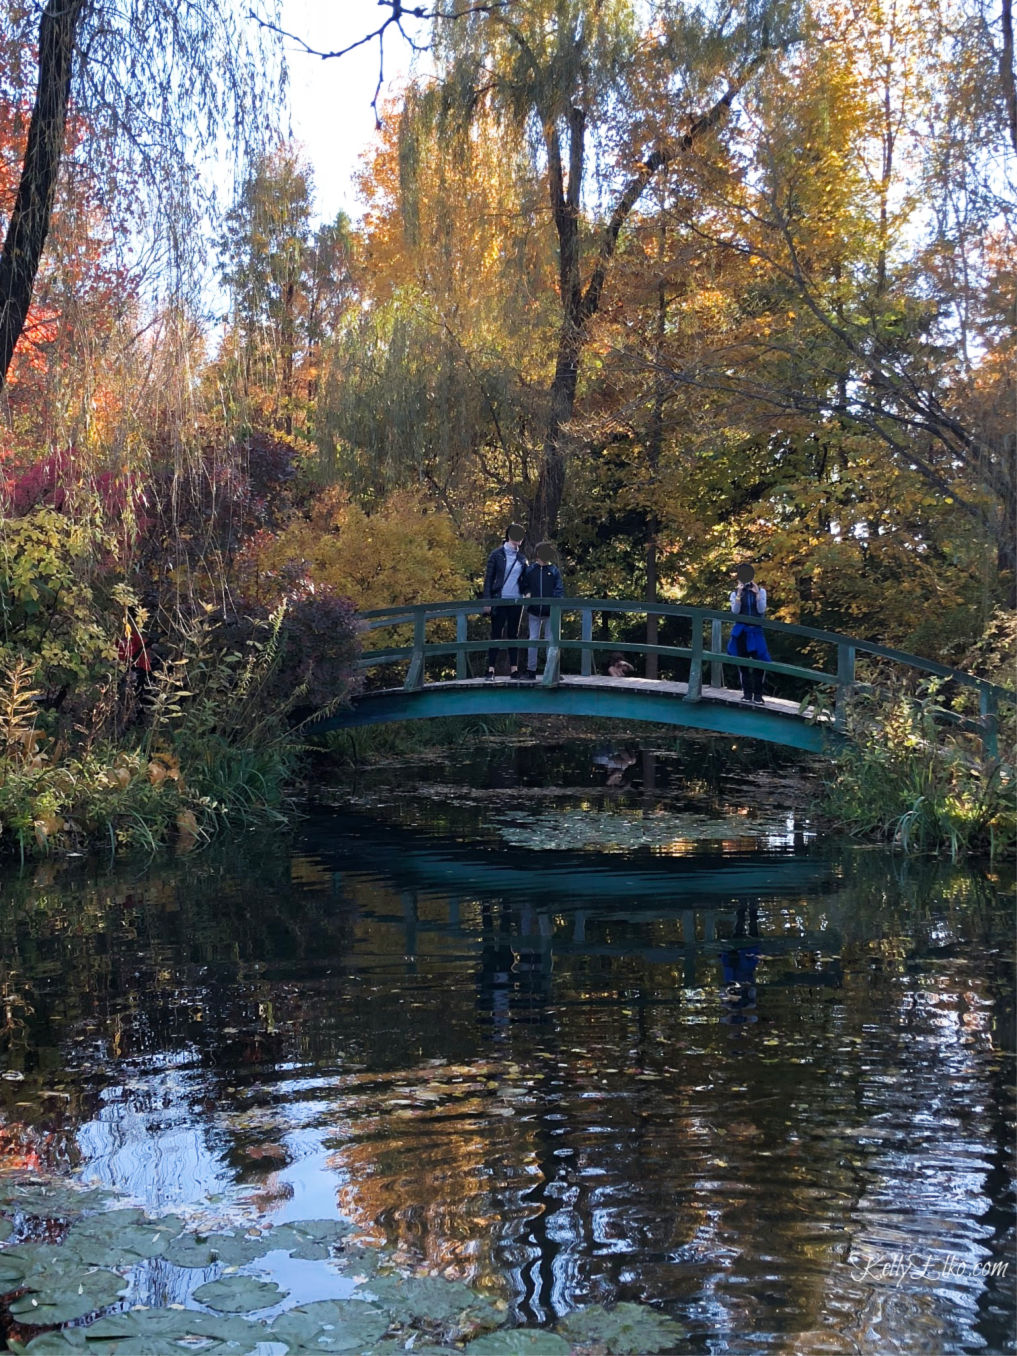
313, 675, 834, 754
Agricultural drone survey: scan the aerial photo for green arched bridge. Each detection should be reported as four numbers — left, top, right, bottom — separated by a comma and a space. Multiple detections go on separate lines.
312, 598, 1012, 757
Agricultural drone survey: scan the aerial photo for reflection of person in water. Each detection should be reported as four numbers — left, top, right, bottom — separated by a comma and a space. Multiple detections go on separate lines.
477, 903, 514, 1040
720, 902, 760, 1024
592, 746, 638, 786
476, 903, 552, 1036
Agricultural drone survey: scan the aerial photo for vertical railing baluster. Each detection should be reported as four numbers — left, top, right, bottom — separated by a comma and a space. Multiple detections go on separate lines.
980, 686, 999, 760
580, 607, 593, 677
404, 607, 426, 690
710, 617, 723, 691
834, 643, 855, 729
543, 605, 561, 686
686, 618, 703, 702
455, 610, 467, 680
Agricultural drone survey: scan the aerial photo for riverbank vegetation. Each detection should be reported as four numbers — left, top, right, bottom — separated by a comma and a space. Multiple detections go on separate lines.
1, 0, 1013, 858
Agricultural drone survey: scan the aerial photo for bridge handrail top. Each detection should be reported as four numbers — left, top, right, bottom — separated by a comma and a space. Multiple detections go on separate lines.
356, 597, 1015, 700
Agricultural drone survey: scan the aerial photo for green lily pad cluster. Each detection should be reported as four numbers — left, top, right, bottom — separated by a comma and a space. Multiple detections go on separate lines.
0, 1180, 689, 1355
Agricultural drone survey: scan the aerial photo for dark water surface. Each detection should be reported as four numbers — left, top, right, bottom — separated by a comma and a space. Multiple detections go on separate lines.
0, 737, 1013, 1353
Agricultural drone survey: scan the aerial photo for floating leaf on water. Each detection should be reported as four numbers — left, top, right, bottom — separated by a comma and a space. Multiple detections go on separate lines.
84, 1308, 218, 1338
0, 1243, 71, 1280
12, 1332, 91, 1353
356, 1275, 505, 1334
292, 1219, 357, 1244
258, 1218, 355, 1262
271, 1298, 390, 1352
162, 1233, 221, 1267
464, 1330, 572, 1355
8, 1264, 127, 1324
193, 1275, 287, 1313
84, 1306, 268, 1351
557, 1302, 687, 1354
164, 1230, 266, 1268
65, 1211, 185, 1264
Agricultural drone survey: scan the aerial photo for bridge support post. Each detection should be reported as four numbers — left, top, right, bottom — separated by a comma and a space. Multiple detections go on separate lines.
710, 618, 723, 690
580, 608, 593, 677
455, 612, 468, 680
835, 644, 855, 730
543, 606, 561, 686
404, 608, 426, 691
686, 620, 703, 702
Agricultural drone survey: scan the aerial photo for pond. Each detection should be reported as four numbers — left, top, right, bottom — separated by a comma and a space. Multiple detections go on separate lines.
0, 733, 1013, 1355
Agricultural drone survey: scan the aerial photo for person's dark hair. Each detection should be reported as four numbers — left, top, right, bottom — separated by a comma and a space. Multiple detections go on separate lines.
534, 540, 557, 563
506, 524, 525, 543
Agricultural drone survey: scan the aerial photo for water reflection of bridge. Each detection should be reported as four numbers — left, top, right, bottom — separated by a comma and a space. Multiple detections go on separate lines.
311, 811, 834, 903
303, 819, 850, 1323
304, 812, 845, 992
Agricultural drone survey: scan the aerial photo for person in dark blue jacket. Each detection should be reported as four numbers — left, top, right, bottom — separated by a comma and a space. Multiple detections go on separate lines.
517, 542, 564, 680
482, 524, 528, 679
726, 564, 770, 704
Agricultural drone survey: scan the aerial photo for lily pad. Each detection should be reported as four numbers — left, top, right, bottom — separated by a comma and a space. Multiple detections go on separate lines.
291, 1219, 356, 1243
84, 1307, 270, 1352
12, 1333, 91, 1353
193, 1275, 288, 1313
9, 1264, 128, 1324
271, 1298, 390, 1352
0, 1184, 112, 1219
65, 1212, 185, 1264
0, 1244, 88, 1287
356, 1275, 504, 1337
557, 1302, 687, 1354
0, 1248, 35, 1285
164, 1230, 266, 1268
466, 1332, 572, 1355
83, 1307, 222, 1339
258, 1219, 354, 1261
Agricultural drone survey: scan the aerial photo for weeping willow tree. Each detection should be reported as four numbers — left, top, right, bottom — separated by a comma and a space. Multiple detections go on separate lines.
0, 0, 283, 390
385, 0, 804, 541
317, 104, 555, 526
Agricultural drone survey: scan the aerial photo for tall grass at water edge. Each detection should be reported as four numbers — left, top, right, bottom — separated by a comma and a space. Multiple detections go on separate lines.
822, 684, 1015, 860
0, 612, 304, 860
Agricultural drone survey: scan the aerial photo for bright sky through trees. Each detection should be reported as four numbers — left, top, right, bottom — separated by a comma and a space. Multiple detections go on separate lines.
279, 0, 417, 223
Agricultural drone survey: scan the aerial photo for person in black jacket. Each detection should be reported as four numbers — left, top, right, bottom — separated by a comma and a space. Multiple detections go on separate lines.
517, 542, 564, 680
482, 524, 528, 679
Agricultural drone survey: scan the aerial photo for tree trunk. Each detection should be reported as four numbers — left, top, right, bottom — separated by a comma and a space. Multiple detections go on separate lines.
530, 329, 580, 543
0, 0, 85, 389
644, 245, 668, 679
527, 65, 765, 543
1002, 0, 1016, 153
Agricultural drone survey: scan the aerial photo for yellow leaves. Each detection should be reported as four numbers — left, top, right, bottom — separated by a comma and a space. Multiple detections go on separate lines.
32, 814, 65, 850
245, 488, 481, 611
147, 752, 181, 785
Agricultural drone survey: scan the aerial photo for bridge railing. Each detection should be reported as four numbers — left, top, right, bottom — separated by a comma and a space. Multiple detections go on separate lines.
354, 598, 1013, 757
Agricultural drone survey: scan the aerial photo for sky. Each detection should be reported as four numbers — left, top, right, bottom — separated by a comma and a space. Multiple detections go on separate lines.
276, 0, 422, 224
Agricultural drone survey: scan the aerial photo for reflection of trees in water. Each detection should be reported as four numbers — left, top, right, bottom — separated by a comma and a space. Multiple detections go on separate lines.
0, 846, 1011, 1346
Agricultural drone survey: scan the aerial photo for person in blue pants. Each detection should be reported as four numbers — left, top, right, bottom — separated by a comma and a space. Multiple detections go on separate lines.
727, 565, 770, 704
